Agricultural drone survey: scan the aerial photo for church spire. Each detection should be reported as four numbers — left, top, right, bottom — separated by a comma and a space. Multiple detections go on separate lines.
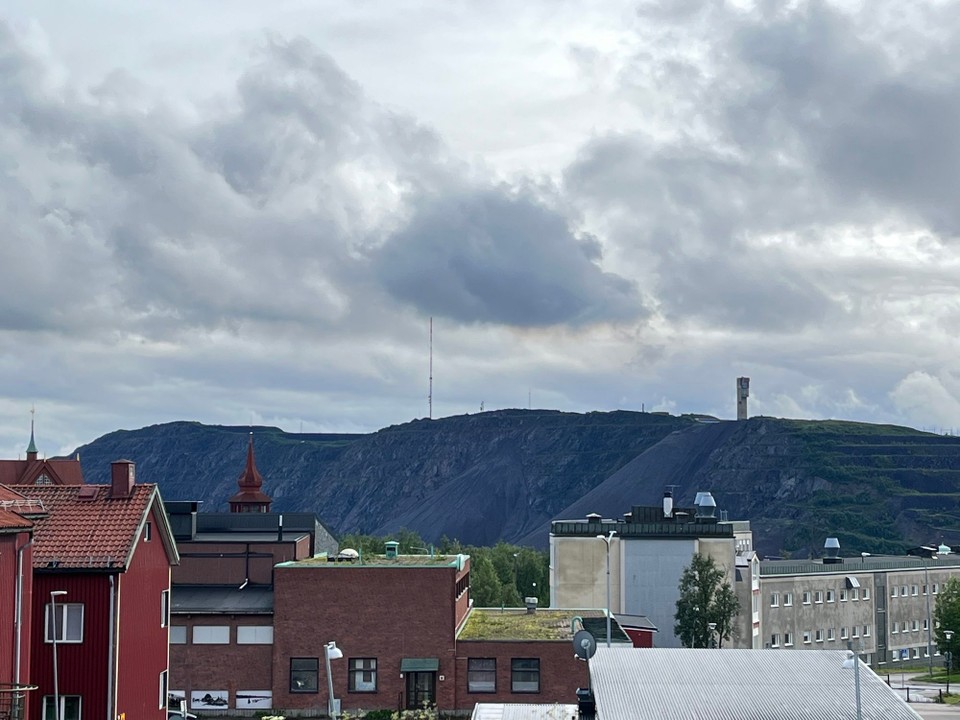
229, 432, 272, 513
26, 407, 38, 461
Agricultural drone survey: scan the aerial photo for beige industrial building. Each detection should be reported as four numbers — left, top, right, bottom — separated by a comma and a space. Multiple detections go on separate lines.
549, 492, 760, 648
551, 496, 960, 666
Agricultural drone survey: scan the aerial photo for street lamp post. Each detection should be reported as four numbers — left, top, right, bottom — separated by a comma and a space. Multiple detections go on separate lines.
596, 531, 616, 648
921, 548, 938, 677
946, 630, 954, 696
324, 641, 344, 719
49, 590, 67, 720
708, 622, 718, 649
844, 640, 863, 720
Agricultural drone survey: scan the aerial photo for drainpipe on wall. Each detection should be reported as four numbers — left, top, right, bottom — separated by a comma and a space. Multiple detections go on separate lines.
14, 538, 33, 685
106, 574, 116, 720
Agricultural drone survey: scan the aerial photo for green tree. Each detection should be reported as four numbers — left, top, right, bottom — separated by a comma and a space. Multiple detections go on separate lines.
935, 577, 960, 671
469, 554, 502, 607
674, 553, 740, 648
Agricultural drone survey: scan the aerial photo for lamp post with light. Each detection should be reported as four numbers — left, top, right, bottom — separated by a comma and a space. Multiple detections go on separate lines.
324, 641, 344, 719
921, 546, 938, 677
844, 640, 863, 720
49, 590, 67, 720
596, 530, 616, 647
946, 630, 955, 696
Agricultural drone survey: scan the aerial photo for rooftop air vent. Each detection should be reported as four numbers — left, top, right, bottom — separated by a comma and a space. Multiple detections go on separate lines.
823, 537, 842, 564
585, 512, 602, 523
695, 492, 717, 521
662, 490, 674, 519
524, 597, 539, 614
384, 541, 399, 559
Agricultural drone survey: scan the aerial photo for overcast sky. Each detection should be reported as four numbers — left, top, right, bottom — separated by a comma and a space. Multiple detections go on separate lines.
3, 0, 960, 460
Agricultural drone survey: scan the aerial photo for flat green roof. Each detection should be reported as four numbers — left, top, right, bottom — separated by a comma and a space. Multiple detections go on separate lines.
458, 608, 631, 643
278, 553, 468, 568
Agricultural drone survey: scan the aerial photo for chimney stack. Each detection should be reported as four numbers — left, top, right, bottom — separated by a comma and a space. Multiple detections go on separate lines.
110, 460, 136, 499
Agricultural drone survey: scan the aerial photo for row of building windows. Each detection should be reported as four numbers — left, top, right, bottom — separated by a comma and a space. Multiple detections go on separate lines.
770, 625, 872, 647
891, 619, 931, 633
288, 658, 542, 694
890, 583, 940, 598
770, 587, 871, 607
170, 625, 274, 645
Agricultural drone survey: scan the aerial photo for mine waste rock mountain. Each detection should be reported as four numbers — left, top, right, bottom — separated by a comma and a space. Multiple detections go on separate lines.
72, 410, 960, 557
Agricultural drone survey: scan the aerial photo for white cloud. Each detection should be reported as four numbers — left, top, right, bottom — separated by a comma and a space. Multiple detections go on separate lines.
2, 2, 960, 458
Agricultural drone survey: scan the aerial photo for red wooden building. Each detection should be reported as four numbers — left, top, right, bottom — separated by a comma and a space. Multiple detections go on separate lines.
0, 487, 37, 720
11, 460, 179, 720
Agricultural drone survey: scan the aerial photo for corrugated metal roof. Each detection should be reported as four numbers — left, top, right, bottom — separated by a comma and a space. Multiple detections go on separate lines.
590, 648, 923, 720
471, 704, 578, 720
171, 585, 273, 614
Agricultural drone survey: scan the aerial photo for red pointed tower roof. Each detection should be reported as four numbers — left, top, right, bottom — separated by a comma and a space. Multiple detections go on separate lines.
228, 433, 272, 513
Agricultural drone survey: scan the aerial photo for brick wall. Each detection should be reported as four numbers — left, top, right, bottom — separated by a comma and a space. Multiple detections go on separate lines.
169, 614, 274, 713
273, 564, 461, 713
454, 640, 588, 707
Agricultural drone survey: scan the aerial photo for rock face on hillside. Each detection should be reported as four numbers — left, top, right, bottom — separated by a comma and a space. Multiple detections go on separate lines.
73, 412, 960, 557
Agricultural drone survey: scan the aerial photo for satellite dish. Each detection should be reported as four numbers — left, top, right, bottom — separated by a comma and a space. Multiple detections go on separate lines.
573, 629, 597, 660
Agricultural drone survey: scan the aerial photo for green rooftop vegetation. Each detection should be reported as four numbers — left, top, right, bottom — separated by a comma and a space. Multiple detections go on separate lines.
284, 553, 464, 568
458, 609, 608, 641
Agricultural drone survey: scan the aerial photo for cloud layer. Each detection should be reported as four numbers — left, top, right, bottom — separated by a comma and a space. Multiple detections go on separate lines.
2, 1, 960, 458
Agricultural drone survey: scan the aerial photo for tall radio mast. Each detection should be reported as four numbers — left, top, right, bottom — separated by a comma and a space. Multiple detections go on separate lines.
428, 317, 433, 419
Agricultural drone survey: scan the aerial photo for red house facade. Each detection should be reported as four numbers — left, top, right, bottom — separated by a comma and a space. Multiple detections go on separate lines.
12, 460, 179, 720
0, 490, 36, 720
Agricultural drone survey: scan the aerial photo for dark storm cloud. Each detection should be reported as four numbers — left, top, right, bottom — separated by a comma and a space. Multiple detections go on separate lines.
372, 190, 643, 327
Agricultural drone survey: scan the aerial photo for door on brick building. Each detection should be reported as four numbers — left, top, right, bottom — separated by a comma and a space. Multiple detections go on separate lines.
405, 672, 435, 709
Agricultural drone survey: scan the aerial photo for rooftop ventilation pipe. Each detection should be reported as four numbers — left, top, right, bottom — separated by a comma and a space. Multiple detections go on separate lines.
662, 490, 674, 519
524, 597, 539, 614
695, 492, 717, 522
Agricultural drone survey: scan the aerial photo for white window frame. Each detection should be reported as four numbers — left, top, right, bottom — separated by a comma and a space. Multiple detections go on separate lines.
863, 587, 871, 601
826, 590, 835, 603
815, 629, 824, 643
892, 622, 899, 634
784, 632, 794, 647
161, 590, 170, 628
814, 591, 823, 604
770, 634, 780, 648
840, 589, 848, 602
863, 625, 871, 637
45, 603, 83, 643
783, 593, 793, 607
237, 626, 274, 644
802, 630, 812, 645
159, 669, 168, 710
841, 627, 849, 639
145, 521, 153, 542
912, 585, 919, 596
192, 625, 230, 644
828, 627, 836, 641
770, 592, 779, 608
802, 591, 811, 605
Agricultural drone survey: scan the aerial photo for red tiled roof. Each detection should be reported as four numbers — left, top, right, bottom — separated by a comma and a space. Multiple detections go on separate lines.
11, 484, 161, 570
0, 507, 32, 531
0, 458, 84, 486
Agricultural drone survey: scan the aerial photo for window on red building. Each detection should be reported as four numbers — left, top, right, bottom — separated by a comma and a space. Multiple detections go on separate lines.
45, 603, 83, 643
348, 658, 377, 692
42, 696, 81, 720
468, 658, 496, 693
511, 658, 540, 693
290, 658, 319, 693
